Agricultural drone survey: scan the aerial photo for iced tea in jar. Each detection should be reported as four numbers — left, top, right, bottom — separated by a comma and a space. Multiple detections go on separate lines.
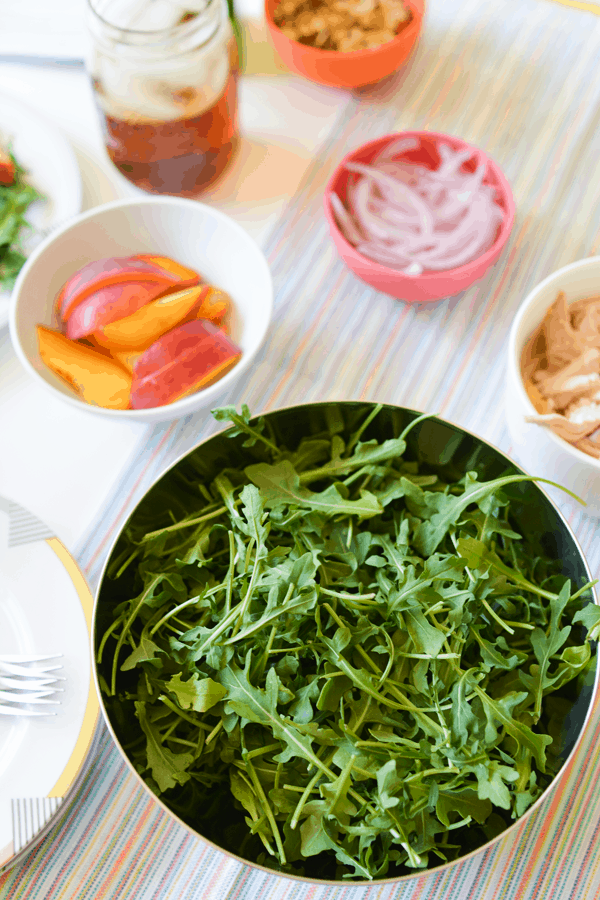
87, 0, 239, 196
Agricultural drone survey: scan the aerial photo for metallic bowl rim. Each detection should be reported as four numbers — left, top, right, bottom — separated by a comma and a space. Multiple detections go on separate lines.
91, 401, 600, 887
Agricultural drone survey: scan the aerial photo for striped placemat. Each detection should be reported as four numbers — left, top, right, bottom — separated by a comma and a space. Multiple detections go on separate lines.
4, 0, 600, 896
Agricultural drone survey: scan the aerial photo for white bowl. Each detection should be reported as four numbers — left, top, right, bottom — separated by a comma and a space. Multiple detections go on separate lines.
9, 198, 273, 423
506, 256, 600, 516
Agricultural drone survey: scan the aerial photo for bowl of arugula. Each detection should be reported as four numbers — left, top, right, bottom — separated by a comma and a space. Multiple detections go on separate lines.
93, 402, 600, 884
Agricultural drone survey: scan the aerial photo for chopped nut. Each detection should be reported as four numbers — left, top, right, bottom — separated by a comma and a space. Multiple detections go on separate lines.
380, 0, 411, 30
361, 29, 395, 46
273, 0, 411, 51
353, 0, 377, 15
282, 0, 305, 13
338, 27, 366, 51
295, 11, 320, 35
314, 27, 331, 45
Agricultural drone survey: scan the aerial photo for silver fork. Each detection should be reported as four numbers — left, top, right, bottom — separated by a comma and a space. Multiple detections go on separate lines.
0, 655, 63, 717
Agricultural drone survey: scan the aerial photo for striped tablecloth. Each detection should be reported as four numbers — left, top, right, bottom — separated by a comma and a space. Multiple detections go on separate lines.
4, 0, 600, 896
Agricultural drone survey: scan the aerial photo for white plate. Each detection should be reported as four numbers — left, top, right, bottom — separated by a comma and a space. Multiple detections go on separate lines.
0, 494, 98, 871
0, 93, 82, 329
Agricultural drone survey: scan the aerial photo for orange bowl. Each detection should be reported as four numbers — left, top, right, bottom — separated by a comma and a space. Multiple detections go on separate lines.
264, 0, 423, 89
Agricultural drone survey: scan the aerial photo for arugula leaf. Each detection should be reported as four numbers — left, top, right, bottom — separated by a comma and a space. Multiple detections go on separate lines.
246, 460, 383, 518
166, 673, 227, 712
136, 701, 194, 792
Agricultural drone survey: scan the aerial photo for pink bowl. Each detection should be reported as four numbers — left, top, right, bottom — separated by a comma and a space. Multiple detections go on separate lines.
324, 131, 516, 303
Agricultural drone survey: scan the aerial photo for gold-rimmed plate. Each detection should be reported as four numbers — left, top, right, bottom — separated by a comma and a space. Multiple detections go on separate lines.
0, 494, 97, 871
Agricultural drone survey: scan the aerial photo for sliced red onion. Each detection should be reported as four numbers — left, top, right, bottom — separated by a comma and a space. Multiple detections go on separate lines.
419, 215, 500, 270
329, 192, 364, 245
370, 198, 423, 228
410, 196, 489, 261
331, 137, 505, 276
438, 146, 476, 178
372, 136, 420, 163
356, 242, 413, 268
345, 162, 434, 235
351, 178, 413, 243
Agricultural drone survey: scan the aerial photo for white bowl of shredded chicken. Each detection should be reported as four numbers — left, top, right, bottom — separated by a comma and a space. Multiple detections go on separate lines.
506, 256, 600, 515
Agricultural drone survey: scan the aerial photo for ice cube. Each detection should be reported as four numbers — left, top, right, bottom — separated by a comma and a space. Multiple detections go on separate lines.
125, 0, 181, 30
93, 10, 231, 121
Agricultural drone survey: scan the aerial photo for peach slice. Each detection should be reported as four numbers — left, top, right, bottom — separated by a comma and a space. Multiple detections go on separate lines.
94, 284, 209, 351
112, 348, 143, 374
65, 281, 175, 341
58, 257, 187, 321
192, 287, 231, 328
134, 255, 201, 288
130, 320, 241, 409
37, 326, 132, 410
94, 284, 232, 351
65, 281, 165, 341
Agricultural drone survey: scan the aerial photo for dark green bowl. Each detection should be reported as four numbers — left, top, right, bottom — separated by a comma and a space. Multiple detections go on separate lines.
93, 402, 599, 886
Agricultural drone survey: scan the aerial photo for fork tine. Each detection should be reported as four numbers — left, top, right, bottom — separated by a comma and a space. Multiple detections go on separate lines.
0, 690, 60, 704
0, 675, 64, 691
0, 661, 65, 679
0, 704, 57, 716
0, 654, 63, 663
0, 654, 64, 714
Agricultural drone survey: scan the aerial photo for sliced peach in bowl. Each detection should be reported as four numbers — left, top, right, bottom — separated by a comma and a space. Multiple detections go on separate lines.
134, 254, 201, 288
58, 256, 185, 320
65, 281, 174, 340
93, 284, 218, 351
112, 348, 143, 374
193, 287, 231, 328
130, 320, 241, 410
37, 325, 132, 409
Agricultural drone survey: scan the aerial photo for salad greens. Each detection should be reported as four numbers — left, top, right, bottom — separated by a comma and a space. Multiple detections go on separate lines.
97, 404, 600, 881
0, 148, 42, 290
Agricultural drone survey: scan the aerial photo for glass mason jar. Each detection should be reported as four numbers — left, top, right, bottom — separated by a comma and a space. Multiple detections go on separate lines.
87, 0, 240, 197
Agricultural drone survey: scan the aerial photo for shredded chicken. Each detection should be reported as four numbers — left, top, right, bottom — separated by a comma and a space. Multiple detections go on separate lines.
521, 290, 600, 458
565, 396, 600, 425
575, 436, 600, 459
533, 348, 600, 409
540, 291, 586, 371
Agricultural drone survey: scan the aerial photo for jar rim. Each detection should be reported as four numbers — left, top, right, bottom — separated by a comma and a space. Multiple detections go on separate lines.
87, 0, 218, 37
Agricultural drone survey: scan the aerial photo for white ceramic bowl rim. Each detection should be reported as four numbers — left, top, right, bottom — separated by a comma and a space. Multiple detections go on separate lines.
9, 196, 273, 422
508, 255, 600, 472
